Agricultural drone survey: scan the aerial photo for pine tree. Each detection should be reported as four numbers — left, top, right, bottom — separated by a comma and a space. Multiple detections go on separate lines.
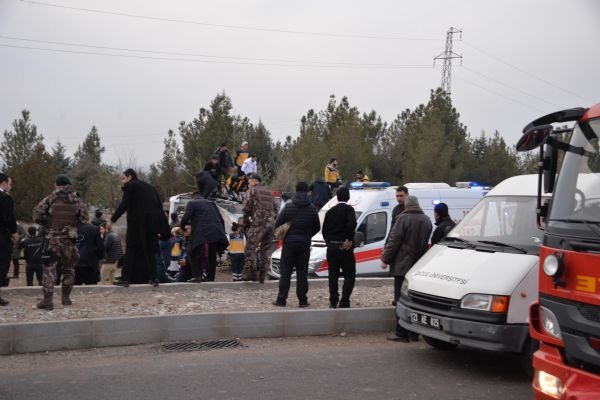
71, 126, 106, 202
0, 110, 44, 171
50, 140, 72, 174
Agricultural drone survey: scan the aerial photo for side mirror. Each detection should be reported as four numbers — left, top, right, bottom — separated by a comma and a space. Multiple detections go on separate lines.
353, 231, 364, 248
516, 124, 553, 152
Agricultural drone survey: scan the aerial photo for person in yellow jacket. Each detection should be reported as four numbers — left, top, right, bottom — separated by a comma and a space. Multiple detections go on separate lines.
324, 158, 341, 190
355, 170, 369, 182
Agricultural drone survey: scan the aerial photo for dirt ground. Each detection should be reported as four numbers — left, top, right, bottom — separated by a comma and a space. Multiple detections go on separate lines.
0, 261, 395, 324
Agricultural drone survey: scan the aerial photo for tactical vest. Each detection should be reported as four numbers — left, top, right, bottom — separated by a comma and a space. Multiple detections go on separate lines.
48, 196, 78, 230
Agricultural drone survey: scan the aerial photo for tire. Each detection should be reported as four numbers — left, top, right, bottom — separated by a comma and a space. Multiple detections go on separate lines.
423, 336, 458, 351
519, 337, 539, 379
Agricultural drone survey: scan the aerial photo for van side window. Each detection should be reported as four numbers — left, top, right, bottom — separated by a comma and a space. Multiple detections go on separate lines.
357, 212, 387, 245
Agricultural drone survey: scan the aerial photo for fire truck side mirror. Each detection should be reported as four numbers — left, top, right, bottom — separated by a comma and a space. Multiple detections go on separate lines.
516, 124, 553, 152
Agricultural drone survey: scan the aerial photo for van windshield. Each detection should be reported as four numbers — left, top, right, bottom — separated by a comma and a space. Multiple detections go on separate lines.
448, 196, 542, 253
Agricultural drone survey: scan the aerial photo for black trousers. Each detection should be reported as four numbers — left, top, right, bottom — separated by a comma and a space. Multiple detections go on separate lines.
74, 267, 99, 285
0, 235, 11, 287
394, 275, 411, 337
26, 262, 42, 286
277, 243, 310, 305
190, 243, 218, 282
122, 234, 157, 284
326, 244, 356, 306
11, 258, 20, 277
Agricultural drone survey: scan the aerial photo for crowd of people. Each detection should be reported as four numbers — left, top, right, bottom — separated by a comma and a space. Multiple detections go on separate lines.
0, 144, 457, 347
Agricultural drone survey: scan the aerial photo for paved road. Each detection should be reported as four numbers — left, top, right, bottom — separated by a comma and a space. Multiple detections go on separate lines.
0, 333, 531, 400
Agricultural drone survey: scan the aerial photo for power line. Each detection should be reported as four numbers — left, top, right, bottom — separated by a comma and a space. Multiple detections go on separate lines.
453, 73, 546, 113
460, 65, 563, 109
0, 35, 432, 68
461, 40, 594, 104
21, 0, 439, 42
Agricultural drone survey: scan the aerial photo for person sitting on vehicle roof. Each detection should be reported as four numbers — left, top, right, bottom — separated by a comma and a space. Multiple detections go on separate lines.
355, 170, 369, 183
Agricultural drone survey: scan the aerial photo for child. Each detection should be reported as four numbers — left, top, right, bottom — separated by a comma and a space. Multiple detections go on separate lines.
167, 227, 183, 280
100, 223, 123, 284
20, 226, 43, 286
174, 225, 192, 282
228, 222, 246, 282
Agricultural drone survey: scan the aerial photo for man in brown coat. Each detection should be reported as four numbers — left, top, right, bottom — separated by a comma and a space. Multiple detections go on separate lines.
380, 195, 432, 342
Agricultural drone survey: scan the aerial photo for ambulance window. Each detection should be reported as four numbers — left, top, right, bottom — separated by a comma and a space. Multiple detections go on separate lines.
358, 212, 387, 244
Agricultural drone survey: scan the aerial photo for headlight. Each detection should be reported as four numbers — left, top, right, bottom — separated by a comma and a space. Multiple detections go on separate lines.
540, 306, 562, 340
543, 254, 564, 278
534, 370, 564, 399
460, 294, 509, 313
400, 279, 409, 298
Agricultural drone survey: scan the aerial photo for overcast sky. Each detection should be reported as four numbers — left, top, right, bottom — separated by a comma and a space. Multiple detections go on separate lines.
1, 0, 599, 168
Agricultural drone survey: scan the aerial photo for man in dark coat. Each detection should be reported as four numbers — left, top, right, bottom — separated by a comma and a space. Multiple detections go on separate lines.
195, 171, 218, 199
309, 178, 331, 210
391, 185, 409, 225
380, 195, 432, 342
107, 169, 169, 287
0, 173, 18, 306
431, 202, 456, 245
180, 195, 228, 282
322, 187, 357, 308
75, 222, 104, 285
272, 182, 320, 307
215, 143, 234, 179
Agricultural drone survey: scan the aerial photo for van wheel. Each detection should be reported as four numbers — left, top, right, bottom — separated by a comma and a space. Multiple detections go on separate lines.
519, 338, 539, 379
423, 336, 458, 351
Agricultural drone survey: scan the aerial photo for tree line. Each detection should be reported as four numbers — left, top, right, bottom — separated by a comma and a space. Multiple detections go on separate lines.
0, 88, 536, 221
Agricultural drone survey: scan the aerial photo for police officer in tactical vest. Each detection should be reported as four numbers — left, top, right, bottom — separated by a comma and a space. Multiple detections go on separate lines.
32, 174, 88, 310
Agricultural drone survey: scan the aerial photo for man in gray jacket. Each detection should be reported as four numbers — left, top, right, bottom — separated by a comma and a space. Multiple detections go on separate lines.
380, 195, 432, 342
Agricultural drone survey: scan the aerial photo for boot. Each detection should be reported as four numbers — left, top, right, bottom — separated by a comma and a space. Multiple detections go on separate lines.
61, 286, 72, 306
36, 293, 54, 310
241, 266, 257, 281
258, 270, 266, 284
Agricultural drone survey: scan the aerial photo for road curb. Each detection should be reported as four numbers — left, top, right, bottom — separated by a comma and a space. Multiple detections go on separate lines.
0, 278, 396, 355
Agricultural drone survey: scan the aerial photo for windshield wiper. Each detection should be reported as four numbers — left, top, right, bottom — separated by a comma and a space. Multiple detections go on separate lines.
440, 236, 475, 248
476, 240, 527, 254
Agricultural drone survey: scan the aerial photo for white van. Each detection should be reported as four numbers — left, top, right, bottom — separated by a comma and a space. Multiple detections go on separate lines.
396, 174, 545, 369
268, 182, 485, 279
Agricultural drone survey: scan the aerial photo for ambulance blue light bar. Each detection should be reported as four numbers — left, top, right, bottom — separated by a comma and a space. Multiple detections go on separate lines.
349, 182, 391, 190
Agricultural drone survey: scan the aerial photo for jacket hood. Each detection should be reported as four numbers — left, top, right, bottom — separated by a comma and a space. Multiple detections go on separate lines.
292, 191, 311, 207
402, 204, 424, 214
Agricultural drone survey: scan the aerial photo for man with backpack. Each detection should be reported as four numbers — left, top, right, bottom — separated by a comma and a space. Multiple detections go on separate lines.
32, 174, 88, 310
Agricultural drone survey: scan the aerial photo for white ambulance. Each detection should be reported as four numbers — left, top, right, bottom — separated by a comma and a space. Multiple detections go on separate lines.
396, 174, 546, 372
268, 182, 485, 279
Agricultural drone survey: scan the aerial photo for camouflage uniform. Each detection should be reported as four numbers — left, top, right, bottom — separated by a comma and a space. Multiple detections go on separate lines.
241, 184, 277, 282
32, 186, 88, 310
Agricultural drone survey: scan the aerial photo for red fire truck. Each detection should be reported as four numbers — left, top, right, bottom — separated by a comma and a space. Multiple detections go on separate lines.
516, 104, 600, 399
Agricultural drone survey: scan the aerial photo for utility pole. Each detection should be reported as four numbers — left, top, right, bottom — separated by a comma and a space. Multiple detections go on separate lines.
434, 27, 462, 95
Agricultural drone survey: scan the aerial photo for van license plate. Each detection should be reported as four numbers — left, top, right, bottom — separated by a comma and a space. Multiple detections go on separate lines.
410, 311, 442, 330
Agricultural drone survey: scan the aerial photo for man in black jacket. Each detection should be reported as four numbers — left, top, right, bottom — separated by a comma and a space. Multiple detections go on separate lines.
180, 194, 228, 283
195, 171, 218, 199
322, 187, 357, 308
107, 169, 169, 287
75, 222, 104, 285
272, 182, 320, 307
309, 178, 331, 210
431, 203, 456, 245
0, 173, 17, 306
